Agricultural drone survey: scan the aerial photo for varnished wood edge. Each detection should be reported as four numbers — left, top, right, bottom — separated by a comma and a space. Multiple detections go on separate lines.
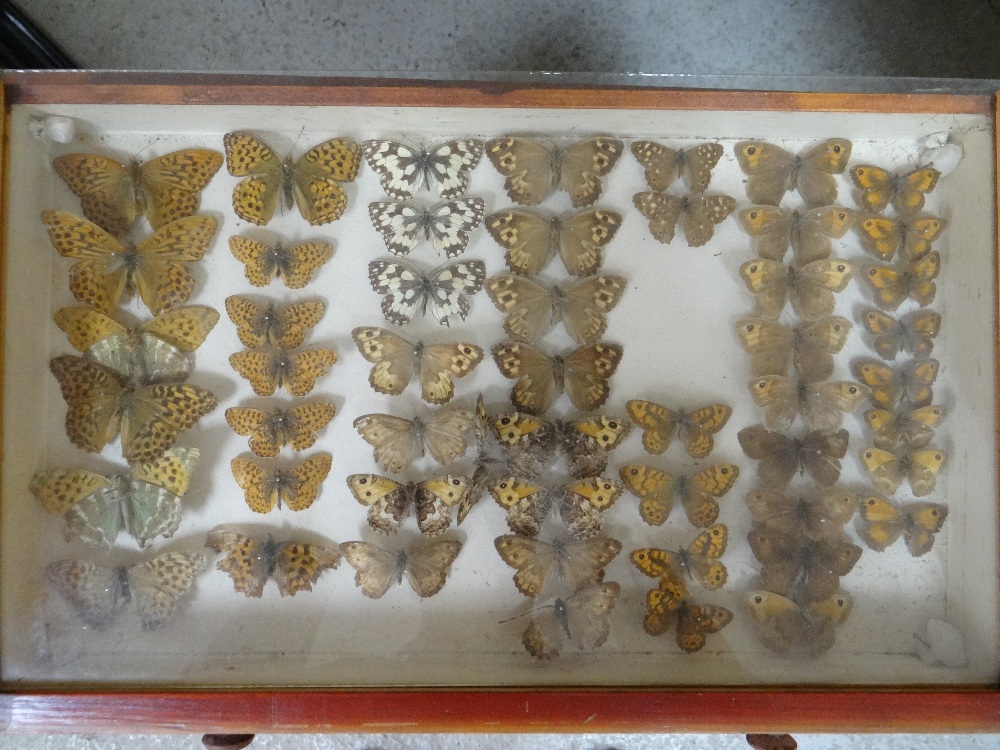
0, 71, 991, 114
0, 82, 8, 679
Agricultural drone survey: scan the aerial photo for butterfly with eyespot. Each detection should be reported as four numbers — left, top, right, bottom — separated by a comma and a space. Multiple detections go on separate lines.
850, 164, 940, 216
521, 581, 621, 659
368, 198, 485, 258
229, 235, 334, 289
353, 405, 476, 474
626, 399, 731, 459
745, 589, 853, 657
231, 453, 332, 513
734, 316, 853, 383
368, 258, 486, 326
859, 307, 941, 361
619, 463, 740, 527
347, 473, 471, 536
229, 346, 337, 397
860, 253, 940, 310
641, 570, 733, 651
735, 139, 852, 206
859, 445, 946, 497
737, 205, 855, 265
226, 402, 336, 457
489, 475, 625, 539
492, 340, 623, 414
49, 354, 218, 463
747, 376, 870, 432
856, 495, 948, 556
457, 396, 506, 525
631, 141, 724, 193
748, 526, 862, 602
485, 136, 624, 207
42, 210, 218, 315
225, 296, 326, 349
863, 404, 946, 451
744, 487, 857, 542
484, 208, 623, 277
46, 552, 206, 630
851, 357, 938, 410
206, 529, 340, 598
362, 139, 484, 199
30, 447, 199, 548
53, 148, 222, 236
54, 305, 219, 384
495, 533, 622, 598
340, 538, 462, 599
632, 191, 736, 247
739, 257, 855, 321
630, 524, 729, 591
855, 212, 947, 262
738, 425, 849, 488
223, 131, 361, 225
486, 273, 626, 345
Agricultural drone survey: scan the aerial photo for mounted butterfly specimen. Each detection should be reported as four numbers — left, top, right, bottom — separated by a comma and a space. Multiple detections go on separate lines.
855, 213, 946, 262
226, 402, 336, 457
859, 445, 946, 497
47, 552, 206, 630
738, 425, 849, 488
745, 589, 853, 657
485, 135, 624, 207
744, 488, 857, 542
626, 399, 732, 459
351, 327, 484, 405
347, 473, 471, 536
353, 404, 476, 473
734, 316, 853, 383
368, 198, 486, 258
856, 495, 948, 556
362, 139, 484, 199
223, 131, 361, 225
225, 296, 326, 349
521, 581, 621, 659
42, 210, 218, 315
632, 191, 736, 247
630, 524, 729, 591
860, 253, 940, 310
368, 258, 486, 326
229, 346, 337, 397
489, 475, 625, 539
850, 164, 940, 216
739, 257, 855, 321
53, 148, 222, 236
735, 138, 852, 206
737, 204, 855, 265
231, 453, 332, 513
494, 533, 622, 597
340, 538, 462, 599
631, 141, 724, 193
229, 236, 334, 288
746, 376, 870, 432
484, 208, 622, 277
851, 357, 938, 410
640, 570, 732, 652
863, 404, 946, 451
206, 529, 340, 598
858, 307, 940, 360
619, 463, 740, 527
748, 526, 862, 602
30, 447, 200, 548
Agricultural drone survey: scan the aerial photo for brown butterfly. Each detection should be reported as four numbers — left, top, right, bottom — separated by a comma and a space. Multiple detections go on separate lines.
521, 581, 621, 659
626, 399, 731, 458
632, 191, 736, 247
738, 425, 849, 488
619, 463, 739, 527
735, 139, 852, 206
850, 164, 940, 216
631, 141, 724, 192
859, 307, 941, 360
859, 445, 946, 497
641, 570, 732, 652
851, 358, 938, 410
230, 347, 337, 397
734, 316, 853, 383
860, 253, 940, 310
745, 589, 853, 657
739, 258, 855, 321
856, 495, 948, 556
748, 526, 862, 602
353, 405, 476, 473
744, 487, 857, 542
737, 204, 855, 265
630, 524, 729, 590
347, 473, 471, 536
489, 475, 625, 539
855, 212, 946, 262
747, 376, 870, 432
863, 404, 946, 450
340, 538, 462, 599
229, 236, 334, 289
206, 530, 340, 598
494, 533, 622, 597
231, 453, 332, 513
225, 296, 326, 349
225, 402, 336, 457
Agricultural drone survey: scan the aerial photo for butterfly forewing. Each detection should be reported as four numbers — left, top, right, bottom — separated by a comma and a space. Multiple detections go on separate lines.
362, 139, 484, 199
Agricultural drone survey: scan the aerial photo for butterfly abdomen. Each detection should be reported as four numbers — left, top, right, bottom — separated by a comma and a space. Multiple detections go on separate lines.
259, 536, 281, 578
281, 160, 296, 211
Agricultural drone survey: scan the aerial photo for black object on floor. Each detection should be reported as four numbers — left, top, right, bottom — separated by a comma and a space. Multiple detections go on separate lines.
0, 0, 76, 69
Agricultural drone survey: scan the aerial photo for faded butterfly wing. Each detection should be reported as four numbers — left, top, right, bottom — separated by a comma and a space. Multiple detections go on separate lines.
206, 530, 340, 597
626, 399, 732, 458
521, 581, 621, 659
748, 526, 862, 602
495, 533, 622, 597
362, 139, 484, 199
484, 208, 622, 277
42, 210, 218, 315
631, 141, 724, 192
53, 148, 222, 235
229, 347, 337, 397
747, 375, 870, 432
351, 326, 484, 405
643, 571, 733, 651
619, 463, 739, 527
225, 296, 326, 349
347, 473, 470, 535
857, 495, 948, 556
745, 589, 853, 656
632, 191, 736, 247
738, 425, 849, 488
739, 258, 855, 321
489, 476, 552, 537
735, 139, 852, 206
859, 307, 941, 360
226, 402, 336, 457
745, 487, 857, 542
737, 205, 855, 265
855, 213, 947, 262
863, 404, 946, 450
368, 258, 486, 326
49, 354, 217, 462
559, 475, 626, 539
486, 273, 626, 345
229, 236, 334, 289
859, 445, 946, 497
735, 316, 853, 383
46, 552, 206, 630
850, 165, 940, 216
353, 405, 476, 473
368, 198, 486, 257
230, 453, 332, 513
860, 253, 941, 310
30, 447, 200, 548
223, 131, 361, 225
485, 136, 624, 207
630, 524, 729, 590
340, 538, 462, 599
851, 357, 939, 410
492, 341, 623, 414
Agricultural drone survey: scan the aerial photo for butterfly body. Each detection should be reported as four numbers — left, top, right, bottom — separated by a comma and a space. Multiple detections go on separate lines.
231, 453, 332, 512
857, 495, 948, 555
735, 139, 851, 206
521, 581, 621, 659
738, 425, 849, 488
340, 538, 462, 598
207, 530, 341, 598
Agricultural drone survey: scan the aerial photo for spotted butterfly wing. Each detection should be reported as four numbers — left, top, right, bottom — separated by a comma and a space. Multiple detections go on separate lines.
362, 139, 484, 199
631, 141, 724, 192
228, 236, 334, 289
633, 192, 736, 247
368, 198, 486, 258
226, 402, 336, 457
368, 259, 486, 326
206, 530, 340, 598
